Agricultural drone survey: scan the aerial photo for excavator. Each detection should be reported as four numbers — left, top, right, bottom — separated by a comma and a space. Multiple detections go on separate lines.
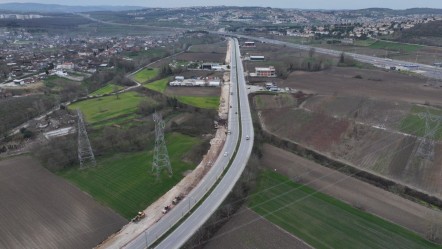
131, 211, 146, 222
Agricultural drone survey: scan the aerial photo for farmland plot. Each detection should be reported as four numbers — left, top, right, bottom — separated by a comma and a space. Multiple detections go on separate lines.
256, 94, 442, 198
0, 156, 126, 249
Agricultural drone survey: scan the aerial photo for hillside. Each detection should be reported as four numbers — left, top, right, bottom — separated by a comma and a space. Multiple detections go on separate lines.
393, 20, 442, 46
0, 3, 142, 13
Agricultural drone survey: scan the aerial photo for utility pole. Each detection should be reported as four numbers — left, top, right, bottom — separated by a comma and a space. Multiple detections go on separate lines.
77, 109, 96, 169
152, 112, 172, 178
416, 111, 442, 160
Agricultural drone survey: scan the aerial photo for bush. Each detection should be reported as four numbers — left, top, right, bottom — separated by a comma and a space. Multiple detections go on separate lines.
33, 135, 77, 171
338, 52, 358, 67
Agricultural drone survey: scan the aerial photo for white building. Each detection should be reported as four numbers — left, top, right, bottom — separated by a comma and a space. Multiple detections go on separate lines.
55, 70, 68, 77
169, 77, 221, 87
243, 41, 256, 47
56, 62, 75, 70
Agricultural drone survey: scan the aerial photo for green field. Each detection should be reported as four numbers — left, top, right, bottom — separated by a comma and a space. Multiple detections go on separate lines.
44, 76, 78, 89
133, 68, 158, 83
69, 91, 151, 125
144, 78, 169, 93
143, 78, 221, 109
249, 170, 440, 249
369, 40, 422, 52
353, 39, 377, 47
91, 84, 124, 96
126, 48, 169, 60
399, 105, 442, 140
176, 96, 220, 109
59, 132, 199, 219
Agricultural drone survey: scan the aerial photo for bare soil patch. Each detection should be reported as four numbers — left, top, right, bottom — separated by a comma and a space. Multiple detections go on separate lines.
295, 112, 350, 151
176, 70, 224, 79
261, 144, 442, 239
0, 155, 126, 249
256, 92, 442, 198
254, 93, 298, 110
176, 52, 226, 63
204, 206, 311, 249
285, 67, 442, 106
189, 42, 227, 54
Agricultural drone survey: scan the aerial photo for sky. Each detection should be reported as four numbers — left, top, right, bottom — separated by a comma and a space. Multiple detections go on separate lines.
0, 0, 441, 9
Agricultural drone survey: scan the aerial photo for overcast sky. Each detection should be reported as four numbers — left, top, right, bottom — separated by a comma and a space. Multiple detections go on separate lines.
0, 0, 441, 9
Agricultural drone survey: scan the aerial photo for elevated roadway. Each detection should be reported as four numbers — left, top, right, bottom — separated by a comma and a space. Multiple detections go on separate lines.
122, 38, 254, 249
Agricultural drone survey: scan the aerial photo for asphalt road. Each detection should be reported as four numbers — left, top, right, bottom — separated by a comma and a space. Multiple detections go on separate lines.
220, 33, 442, 80
121, 38, 254, 249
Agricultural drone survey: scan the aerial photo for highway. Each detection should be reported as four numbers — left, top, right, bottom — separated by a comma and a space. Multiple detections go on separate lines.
121, 38, 254, 249
222, 33, 442, 80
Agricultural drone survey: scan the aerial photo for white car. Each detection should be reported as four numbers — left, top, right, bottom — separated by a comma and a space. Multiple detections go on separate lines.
224, 152, 228, 157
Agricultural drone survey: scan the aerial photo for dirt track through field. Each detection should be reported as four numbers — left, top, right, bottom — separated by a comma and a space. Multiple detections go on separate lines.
261, 144, 442, 238
0, 156, 126, 249
204, 206, 312, 249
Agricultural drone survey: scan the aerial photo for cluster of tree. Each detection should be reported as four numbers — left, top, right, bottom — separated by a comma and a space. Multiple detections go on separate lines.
91, 125, 154, 156
109, 56, 136, 72
84, 70, 116, 93
19, 127, 34, 139
58, 81, 87, 102
32, 135, 78, 172
0, 95, 58, 137
392, 20, 442, 47
84, 69, 134, 94
337, 52, 358, 67
177, 32, 221, 51
276, 49, 332, 79
0, 15, 91, 30
170, 110, 217, 137
0, 62, 9, 80
159, 65, 174, 78
32, 122, 155, 172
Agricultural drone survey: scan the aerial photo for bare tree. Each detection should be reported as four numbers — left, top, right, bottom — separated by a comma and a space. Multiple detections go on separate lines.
309, 47, 316, 58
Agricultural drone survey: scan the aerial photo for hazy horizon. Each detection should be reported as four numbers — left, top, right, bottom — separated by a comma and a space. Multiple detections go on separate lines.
0, 0, 442, 10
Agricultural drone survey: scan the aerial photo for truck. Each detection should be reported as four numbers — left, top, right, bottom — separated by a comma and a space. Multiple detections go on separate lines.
172, 195, 183, 205
162, 205, 170, 214
162, 195, 183, 214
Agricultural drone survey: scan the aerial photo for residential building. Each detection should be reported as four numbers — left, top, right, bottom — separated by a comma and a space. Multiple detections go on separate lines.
255, 66, 276, 77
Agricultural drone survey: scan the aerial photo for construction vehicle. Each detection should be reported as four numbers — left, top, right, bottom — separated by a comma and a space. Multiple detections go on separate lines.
131, 211, 146, 222
172, 195, 183, 205
162, 205, 170, 214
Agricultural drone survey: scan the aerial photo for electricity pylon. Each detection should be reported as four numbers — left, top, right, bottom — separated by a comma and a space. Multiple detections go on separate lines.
152, 112, 172, 177
416, 111, 442, 160
77, 109, 96, 169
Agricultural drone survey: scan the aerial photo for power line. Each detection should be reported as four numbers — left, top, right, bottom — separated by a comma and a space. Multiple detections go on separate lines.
416, 111, 442, 160
77, 109, 96, 169
190, 112, 433, 248
152, 111, 172, 178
